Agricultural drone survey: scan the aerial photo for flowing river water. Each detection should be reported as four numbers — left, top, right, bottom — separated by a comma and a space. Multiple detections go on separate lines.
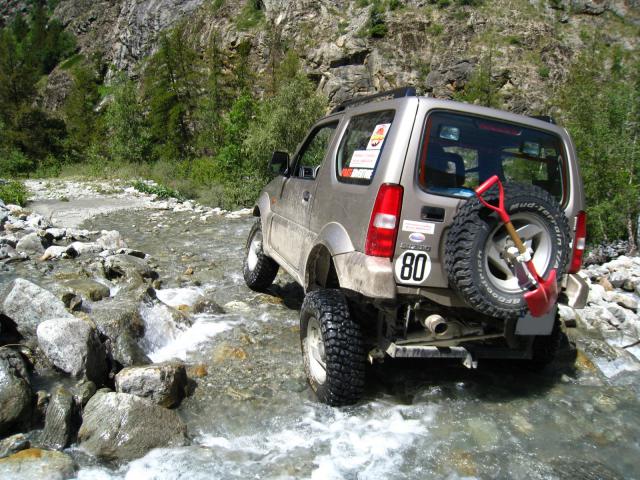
8, 196, 640, 479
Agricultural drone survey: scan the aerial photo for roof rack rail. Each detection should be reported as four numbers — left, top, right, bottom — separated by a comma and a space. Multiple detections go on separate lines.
330, 86, 417, 114
531, 115, 556, 124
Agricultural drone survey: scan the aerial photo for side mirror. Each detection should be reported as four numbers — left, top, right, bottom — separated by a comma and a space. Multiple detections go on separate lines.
269, 151, 290, 175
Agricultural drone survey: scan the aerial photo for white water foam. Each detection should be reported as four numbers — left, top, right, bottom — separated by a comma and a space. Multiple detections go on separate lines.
148, 313, 236, 362
155, 287, 204, 309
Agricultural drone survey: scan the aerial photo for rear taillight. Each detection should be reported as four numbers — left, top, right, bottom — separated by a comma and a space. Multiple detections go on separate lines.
365, 184, 404, 258
568, 210, 587, 273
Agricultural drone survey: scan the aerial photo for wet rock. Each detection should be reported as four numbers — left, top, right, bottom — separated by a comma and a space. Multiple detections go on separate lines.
622, 278, 636, 292
78, 391, 187, 461
66, 241, 102, 256
0, 278, 73, 338
40, 387, 75, 450
0, 448, 76, 480
63, 279, 110, 302
46, 228, 67, 240
0, 433, 30, 459
37, 317, 107, 382
61, 293, 83, 312
115, 362, 187, 407
41, 246, 69, 261
90, 299, 150, 368
104, 254, 157, 280
70, 379, 96, 407
15, 232, 46, 255
96, 230, 126, 250
0, 350, 31, 435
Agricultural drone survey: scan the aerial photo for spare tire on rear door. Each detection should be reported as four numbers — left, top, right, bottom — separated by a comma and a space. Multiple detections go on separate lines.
444, 183, 570, 319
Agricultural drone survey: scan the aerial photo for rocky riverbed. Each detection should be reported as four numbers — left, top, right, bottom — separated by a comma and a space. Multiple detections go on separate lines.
1, 180, 639, 479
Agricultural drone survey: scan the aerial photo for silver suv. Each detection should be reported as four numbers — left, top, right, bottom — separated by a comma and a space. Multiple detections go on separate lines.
243, 88, 588, 406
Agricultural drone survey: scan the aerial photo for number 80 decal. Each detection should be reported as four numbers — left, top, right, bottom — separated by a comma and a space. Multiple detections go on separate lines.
394, 250, 431, 284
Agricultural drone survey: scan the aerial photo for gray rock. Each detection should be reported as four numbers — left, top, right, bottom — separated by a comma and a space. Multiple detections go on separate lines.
90, 299, 150, 368
570, 0, 606, 15
0, 279, 73, 338
587, 283, 606, 304
104, 254, 157, 280
0, 350, 31, 434
37, 317, 106, 382
608, 270, 628, 289
96, 230, 127, 250
71, 379, 96, 407
15, 232, 45, 255
66, 241, 102, 256
40, 387, 75, 450
45, 228, 67, 240
604, 291, 639, 312
78, 391, 187, 460
0, 448, 76, 480
115, 363, 187, 408
63, 279, 110, 302
41, 246, 69, 261
0, 433, 30, 459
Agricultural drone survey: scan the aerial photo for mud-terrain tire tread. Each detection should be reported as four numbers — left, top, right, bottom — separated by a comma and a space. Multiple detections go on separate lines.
300, 289, 365, 406
528, 316, 564, 369
445, 183, 570, 319
243, 219, 279, 291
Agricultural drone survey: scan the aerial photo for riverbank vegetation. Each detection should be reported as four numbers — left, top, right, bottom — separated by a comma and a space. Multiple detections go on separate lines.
0, 1, 639, 244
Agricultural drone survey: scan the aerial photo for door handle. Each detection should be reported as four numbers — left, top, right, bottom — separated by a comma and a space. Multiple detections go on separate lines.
302, 191, 311, 202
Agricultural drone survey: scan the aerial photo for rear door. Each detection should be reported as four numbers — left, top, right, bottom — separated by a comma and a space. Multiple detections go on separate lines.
269, 121, 340, 273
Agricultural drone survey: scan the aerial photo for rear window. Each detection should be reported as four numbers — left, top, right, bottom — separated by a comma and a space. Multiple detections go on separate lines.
417, 111, 565, 202
336, 110, 395, 185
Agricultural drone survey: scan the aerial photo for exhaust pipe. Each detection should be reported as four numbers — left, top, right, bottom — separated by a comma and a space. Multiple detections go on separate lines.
422, 314, 448, 336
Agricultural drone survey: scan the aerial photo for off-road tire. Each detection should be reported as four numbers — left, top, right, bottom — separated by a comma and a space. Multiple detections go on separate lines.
243, 219, 279, 291
528, 317, 564, 369
445, 183, 570, 319
300, 289, 365, 406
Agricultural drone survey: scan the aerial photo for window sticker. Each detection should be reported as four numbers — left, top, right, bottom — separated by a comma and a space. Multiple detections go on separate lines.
367, 123, 391, 150
350, 168, 372, 179
349, 150, 379, 169
402, 220, 436, 235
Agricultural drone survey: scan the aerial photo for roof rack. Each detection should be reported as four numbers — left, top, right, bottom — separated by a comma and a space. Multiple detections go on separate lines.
330, 86, 417, 114
530, 115, 556, 124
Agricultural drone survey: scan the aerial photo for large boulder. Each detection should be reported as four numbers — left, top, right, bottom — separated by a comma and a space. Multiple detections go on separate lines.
0, 350, 31, 435
104, 254, 157, 281
78, 391, 187, 460
0, 449, 75, 480
62, 279, 111, 302
90, 299, 150, 368
36, 317, 106, 382
115, 363, 188, 408
15, 232, 45, 256
0, 279, 72, 338
0, 433, 30, 459
39, 387, 75, 450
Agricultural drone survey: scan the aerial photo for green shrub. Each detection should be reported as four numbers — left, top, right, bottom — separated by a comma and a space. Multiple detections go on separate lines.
0, 149, 35, 177
0, 180, 28, 206
538, 65, 550, 78
236, 1, 264, 30
131, 180, 185, 201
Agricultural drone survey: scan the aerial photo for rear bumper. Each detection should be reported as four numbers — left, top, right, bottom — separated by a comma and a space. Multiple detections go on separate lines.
333, 251, 396, 300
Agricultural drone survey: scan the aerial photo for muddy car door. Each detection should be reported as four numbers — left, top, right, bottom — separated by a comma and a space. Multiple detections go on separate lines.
269, 121, 340, 274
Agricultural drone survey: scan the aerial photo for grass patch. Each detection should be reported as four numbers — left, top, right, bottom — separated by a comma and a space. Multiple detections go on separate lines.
0, 180, 28, 206
236, 2, 264, 30
59, 53, 84, 70
131, 180, 186, 201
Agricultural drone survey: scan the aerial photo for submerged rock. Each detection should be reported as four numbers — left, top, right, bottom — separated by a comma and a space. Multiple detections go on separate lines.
15, 232, 45, 256
0, 350, 31, 435
0, 279, 72, 338
115, 362, 188, 408
0, 448, 76, 480
0, 433, 30, 459
63, 279, 110, 302
78, 391, 187, 460
36, 317, 106, 382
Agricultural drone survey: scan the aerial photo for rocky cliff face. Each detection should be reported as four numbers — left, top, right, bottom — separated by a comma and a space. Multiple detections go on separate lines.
15, 0, 640, 112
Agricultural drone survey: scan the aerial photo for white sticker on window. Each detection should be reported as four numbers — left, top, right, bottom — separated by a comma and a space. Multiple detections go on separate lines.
367, 123, 391, 150
349, 150, 379, 169
402, 220, 436, 235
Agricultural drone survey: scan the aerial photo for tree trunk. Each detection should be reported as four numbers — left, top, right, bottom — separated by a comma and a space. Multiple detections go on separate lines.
627, 214, 637, 254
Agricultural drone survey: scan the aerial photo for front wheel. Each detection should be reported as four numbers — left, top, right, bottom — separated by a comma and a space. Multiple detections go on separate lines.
300, 289, 365, 406
243, 219, 279, 291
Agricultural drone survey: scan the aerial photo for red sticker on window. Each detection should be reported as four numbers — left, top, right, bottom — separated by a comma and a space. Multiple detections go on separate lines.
341, 168, 353, 177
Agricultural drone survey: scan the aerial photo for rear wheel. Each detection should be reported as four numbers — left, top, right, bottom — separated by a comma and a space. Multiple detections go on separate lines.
300, 289, 365, 406
243, 220, 278, 291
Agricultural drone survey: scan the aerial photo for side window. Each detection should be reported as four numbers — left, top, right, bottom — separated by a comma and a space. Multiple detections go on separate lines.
292, 122, 339, 179
336, 110, 395, 185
